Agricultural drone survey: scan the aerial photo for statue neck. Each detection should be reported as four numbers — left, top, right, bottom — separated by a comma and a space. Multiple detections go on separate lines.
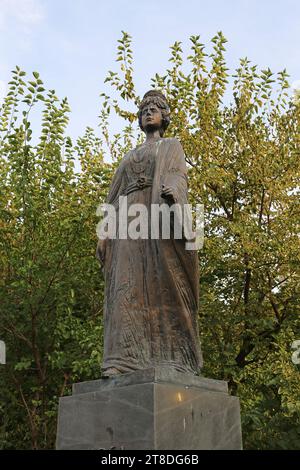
144, 129, 161, 144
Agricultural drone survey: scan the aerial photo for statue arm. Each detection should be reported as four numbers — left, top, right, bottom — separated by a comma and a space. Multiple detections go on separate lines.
161, 138, 188, 204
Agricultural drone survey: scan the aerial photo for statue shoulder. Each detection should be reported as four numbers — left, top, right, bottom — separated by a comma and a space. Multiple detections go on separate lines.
163, 137, 181, 146
121, 151, 131, 163
109, 153, 130, 182
163, 137, 183, 148
114, 151, 131, 170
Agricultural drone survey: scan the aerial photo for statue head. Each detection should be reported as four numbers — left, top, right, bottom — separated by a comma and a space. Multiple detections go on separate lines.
138, 90, 170, 137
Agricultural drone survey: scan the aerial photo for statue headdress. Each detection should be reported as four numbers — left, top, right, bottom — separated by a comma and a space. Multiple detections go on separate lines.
138, 89, 170, 136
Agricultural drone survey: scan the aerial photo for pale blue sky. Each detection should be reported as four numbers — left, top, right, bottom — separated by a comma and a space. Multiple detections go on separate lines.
0, 0, 299, 141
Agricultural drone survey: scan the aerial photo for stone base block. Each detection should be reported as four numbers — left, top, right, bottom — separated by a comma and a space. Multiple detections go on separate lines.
56, 367, 242, 450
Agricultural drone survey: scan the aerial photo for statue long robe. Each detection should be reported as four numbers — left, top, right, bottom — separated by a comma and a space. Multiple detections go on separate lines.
96, 137, 203, 375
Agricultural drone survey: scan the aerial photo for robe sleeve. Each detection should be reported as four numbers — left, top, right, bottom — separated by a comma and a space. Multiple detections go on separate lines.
162, 139, 193, 242
106, 160, 127, 205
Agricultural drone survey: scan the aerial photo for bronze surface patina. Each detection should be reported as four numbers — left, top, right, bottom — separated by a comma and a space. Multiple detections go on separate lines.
96, 90, 203, 378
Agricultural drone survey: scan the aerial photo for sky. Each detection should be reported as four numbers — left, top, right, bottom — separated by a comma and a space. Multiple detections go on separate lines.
0, 0, 300, 143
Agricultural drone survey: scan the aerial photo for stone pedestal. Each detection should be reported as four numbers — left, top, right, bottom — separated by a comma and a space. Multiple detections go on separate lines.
56, 367, 242, 450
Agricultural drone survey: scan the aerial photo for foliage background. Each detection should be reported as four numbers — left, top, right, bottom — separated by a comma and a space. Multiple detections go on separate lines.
0, 32, 299, 449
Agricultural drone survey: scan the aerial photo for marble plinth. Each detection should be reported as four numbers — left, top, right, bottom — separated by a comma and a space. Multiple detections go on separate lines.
56, 367, 242, 450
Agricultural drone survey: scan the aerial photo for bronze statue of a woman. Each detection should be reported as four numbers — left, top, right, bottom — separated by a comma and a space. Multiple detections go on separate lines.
96, 90, 203, 377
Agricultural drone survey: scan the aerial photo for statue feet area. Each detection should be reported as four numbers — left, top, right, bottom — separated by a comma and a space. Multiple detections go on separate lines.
56, 366, 243, 450
101, 367, 122, 378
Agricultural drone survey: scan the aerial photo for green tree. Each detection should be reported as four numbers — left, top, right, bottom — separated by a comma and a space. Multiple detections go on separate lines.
0, 69, 110, 448
0, 32, 299, 449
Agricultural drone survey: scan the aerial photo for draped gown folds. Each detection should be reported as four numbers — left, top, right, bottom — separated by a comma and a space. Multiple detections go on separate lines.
96, 137, 203, 375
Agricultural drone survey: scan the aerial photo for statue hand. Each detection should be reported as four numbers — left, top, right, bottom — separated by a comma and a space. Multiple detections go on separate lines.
161, 184, 178, 203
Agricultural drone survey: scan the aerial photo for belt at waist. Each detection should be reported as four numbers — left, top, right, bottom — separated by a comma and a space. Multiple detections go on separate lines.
124, 176, 153, 195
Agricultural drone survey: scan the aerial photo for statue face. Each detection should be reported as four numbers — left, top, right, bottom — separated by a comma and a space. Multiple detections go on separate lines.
140, 103, 163, 133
